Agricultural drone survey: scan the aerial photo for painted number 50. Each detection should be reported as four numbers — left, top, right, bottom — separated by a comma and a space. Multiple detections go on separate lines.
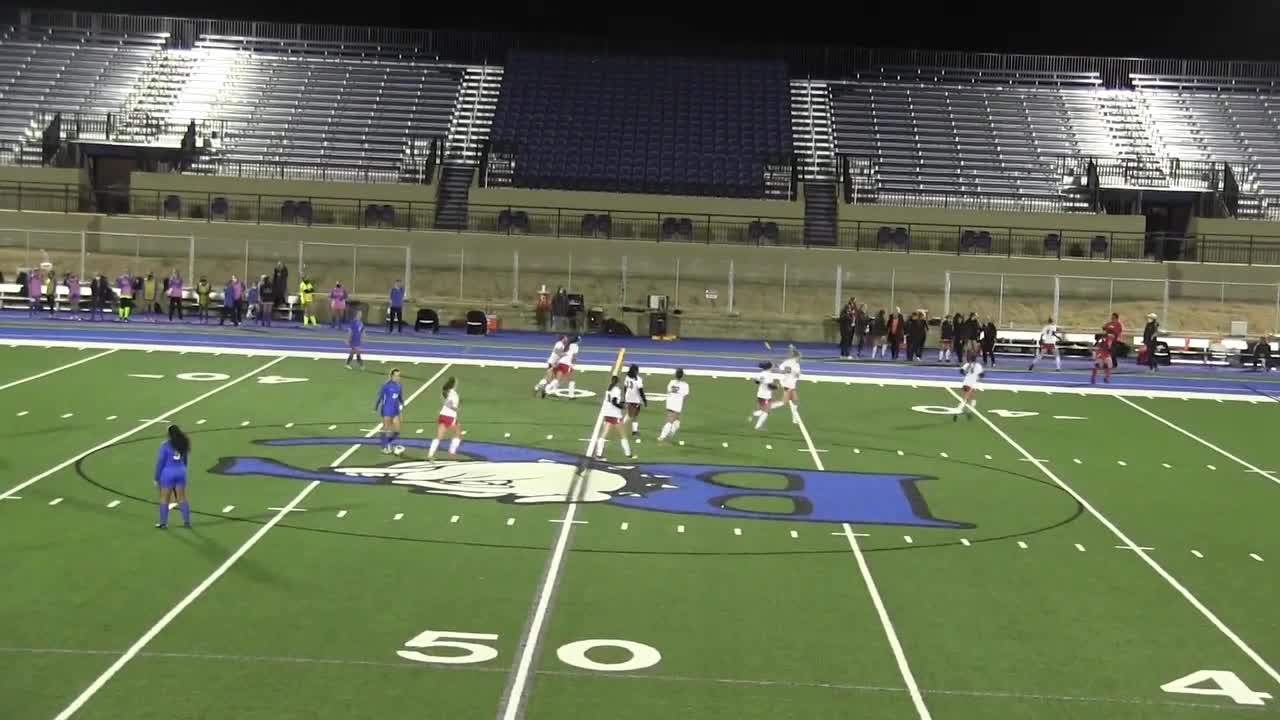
396, 628, 661, 672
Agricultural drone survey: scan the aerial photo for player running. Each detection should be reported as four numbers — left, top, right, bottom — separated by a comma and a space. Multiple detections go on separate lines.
593, 375, 632, 460
657, 368, 689, 442
375, 368, 405, 455
771, 346, 802, 424
1091, 333, 1114, 384
345, 309, 365, 370
543, 335, 580, 398
154, 425, 192, 529
1028, 317, 1062, 371
749, 361, 778, 431
534, 335, 568, 396
953, 350, 984, 421
623, 363, 648, 441
428, 377, 463, 460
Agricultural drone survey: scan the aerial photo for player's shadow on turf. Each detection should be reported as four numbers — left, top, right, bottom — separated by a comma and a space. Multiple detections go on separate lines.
170, 527, 293, 589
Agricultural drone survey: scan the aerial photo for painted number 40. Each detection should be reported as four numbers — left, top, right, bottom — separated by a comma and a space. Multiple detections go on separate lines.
396, 629, 661, 672
1162, 670, 1272, 706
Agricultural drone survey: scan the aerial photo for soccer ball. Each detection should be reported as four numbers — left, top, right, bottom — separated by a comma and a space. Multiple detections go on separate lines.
393, 445, 405, 456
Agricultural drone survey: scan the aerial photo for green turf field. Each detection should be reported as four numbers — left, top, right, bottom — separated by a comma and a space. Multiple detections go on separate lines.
1, 343, 1278, 720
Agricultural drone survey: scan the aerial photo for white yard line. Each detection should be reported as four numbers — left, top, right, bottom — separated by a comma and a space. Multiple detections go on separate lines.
49, 363, 451, 720
947, 388, 1280, 690
795, 412, 931, 720
0, 348, 117, 392
497, 352, 623, 720
1115, 395, 1280, 488
1, 357, 287, 501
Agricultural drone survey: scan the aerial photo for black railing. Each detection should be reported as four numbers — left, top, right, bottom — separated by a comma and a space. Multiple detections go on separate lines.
8, 180, 1280, 266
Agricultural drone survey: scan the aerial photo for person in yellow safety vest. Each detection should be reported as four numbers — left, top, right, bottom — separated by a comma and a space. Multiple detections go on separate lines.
299, 275, 316, 327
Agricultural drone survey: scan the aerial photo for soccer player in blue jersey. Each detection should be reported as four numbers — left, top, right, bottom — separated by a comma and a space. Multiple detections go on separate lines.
154, 425, 192, 529
346, 309, 365, 370
375, 368, 405, 455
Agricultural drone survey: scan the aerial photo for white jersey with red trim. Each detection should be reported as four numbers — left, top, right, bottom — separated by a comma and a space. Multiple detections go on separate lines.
665, 379, 690, 413
545, 338, 567, 366
1040, 324, 1060, 345
755, 371, 777, 400
559, 342, 580, 368
439, 389, 460, 418
624, 375, 645, 405
961, 361, 984, 388
778, 358, 801, 390
603, 385, 624, 420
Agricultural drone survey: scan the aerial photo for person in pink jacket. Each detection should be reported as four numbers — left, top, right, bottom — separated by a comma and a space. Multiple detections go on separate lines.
329, 282, 348, 329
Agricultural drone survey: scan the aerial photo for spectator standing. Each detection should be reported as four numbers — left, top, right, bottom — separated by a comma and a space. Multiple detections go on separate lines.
141, 271, 160, 320
299, 274, 316, 327
980, 318, 998, 366
388, 280, 405, 334
952, 313, 968, 362
837, 297, 856, 359
551, 287, 569, 332
1250, 336, 1272, 371
89, 272, 106, 321
44, 271, 56, 316
1142, 313, 1160, 372
870, 310, 888, 359
886, 310, 904, 360
329, 282, 348, 328
272, 262, 289, 314
854, 304, 869, 358
167, 269, 184, 321
116, 270, 134, 322
258, 274, 274, 326
964, 313, 980, 361
196, 276, 211, 324
220, 277, 239, 326
939, 315, 954, 361
1103, 313, 1124, 369
66, 272, 80, 320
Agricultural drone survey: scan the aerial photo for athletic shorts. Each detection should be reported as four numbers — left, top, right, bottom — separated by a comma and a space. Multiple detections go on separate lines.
626, 402, 643, 412
555, 363, 573, 375
157, 473, 187, 490
1041, 344, 1057, 353
437, 415, 456, 428
757, 398, 771, 410
604, 416, 622, 426
382, 412, 402, 422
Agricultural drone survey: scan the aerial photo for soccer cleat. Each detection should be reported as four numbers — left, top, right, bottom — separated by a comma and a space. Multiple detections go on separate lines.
155, 523, 166, 529
345, 363, 353, 370
953, 413, 959, 423
183, 522, 192, 529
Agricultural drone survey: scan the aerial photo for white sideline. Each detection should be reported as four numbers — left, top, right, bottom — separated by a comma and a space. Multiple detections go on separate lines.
794, 412, 932, 720
1, 336, 1273, 403
1115, 395, 1280, 488
0, 348, 117, 391
49, 363, 452, 720
0, 356, 286, 500
947, 388, 1280, 690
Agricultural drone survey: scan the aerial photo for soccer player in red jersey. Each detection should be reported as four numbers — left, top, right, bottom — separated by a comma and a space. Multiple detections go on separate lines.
1091, 334, 1114, 384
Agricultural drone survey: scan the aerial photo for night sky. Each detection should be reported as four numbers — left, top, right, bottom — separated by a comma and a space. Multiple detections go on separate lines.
6, 0, 1278, 61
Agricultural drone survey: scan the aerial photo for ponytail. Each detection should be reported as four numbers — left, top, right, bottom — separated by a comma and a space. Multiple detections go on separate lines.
167, 425, 190, 461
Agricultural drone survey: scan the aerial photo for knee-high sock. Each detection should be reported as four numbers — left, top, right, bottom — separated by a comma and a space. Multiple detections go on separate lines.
428, 438, 440, 458
754, 412, 768, 430
179, 500, 190, 525
619, 437, 632, 457
448, 437, 461, 455
658, 422, 672, 440
631, 420, 640, 434
158, 501, 169, 526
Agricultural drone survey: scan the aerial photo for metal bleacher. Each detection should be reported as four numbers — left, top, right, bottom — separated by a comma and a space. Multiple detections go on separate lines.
0, 26, 167, 163
830, 68, 1115, 211
1132, 74, 1279, 213
171, 35, 462, 183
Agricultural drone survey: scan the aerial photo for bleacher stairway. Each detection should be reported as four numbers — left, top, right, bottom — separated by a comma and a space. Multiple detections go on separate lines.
791, 79, 836, 182
434, 164, 473, 230
444, 65, 502, 164
1097, 91, 1168, 187
803, 182, 838, 245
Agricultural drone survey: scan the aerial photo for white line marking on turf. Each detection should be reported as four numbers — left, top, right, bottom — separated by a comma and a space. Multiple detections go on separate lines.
450, 515, 460, 523
960, 538, 971, 546
896, 450, 904, 456
1115, 395, 1280, 488
336, 510, 347, 518
222, 506, 234, 513
1018, 458, 1048, 463
47, 364, 450, 720
1017, 541, 1028, 549
1206, 465, 1217, 471
105, 415, 117, 420
107, 500, 121, 508
939, 452, 948, 458
266, 507, 306, 513
842, 523, 933, 720
48, 498, 63, 505
284, 422, 294, 429
1162, 463, 1172, 469
794, 404, 930, 719
1073, 458, 1082, 464
328, 424, 337, 430
677, 525, 685, 533
1191, 550, 1203, 558
1075, 544, 1086, 552
393, 513, 404, 521
903, 535, 913, 544
548, 519, 587, 525
620, 522, 629, 531
239, 421, 250, 427
60, 413, 74, 419
506, 517, 515, 526
983, 454, 993, 460
1117, 460, 1128, 466
1115, 545, 1155, 551
733, 527, 742, 536
799, 448, 828, 453
954, 385, 1280, 690
790, 530, 798, 538
16, 410, 28, 417
0, 357, 281, 502
128, 373, 164, 379
0, 349, 116, 392
853, 448, 861, 454
1251, 553, 1265, 562
196, 419, 206, 425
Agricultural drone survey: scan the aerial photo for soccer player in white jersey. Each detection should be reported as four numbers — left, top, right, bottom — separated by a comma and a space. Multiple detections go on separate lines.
657, 368, 689, 442
749, 361, 778, 431
543, 335, 580, 398
593, 375, 632, 460
771, 346, 802, 424
954, 350, 984, 421
534, 335, 568, 396
623, 364, 648, 441
1028, 317, 1062, 371
428, 377, 463, 460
